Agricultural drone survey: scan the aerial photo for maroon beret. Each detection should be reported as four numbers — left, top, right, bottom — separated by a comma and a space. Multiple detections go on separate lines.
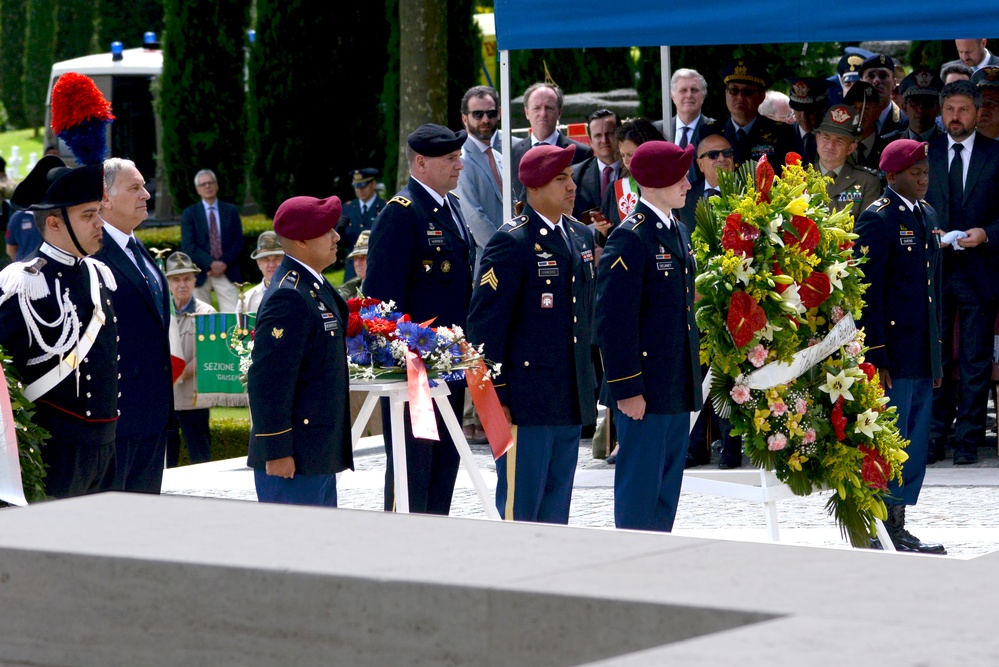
273, 196, 343, 241
519, 143, 576, 188
629, 141, 695, 188
879, 139, 929, 174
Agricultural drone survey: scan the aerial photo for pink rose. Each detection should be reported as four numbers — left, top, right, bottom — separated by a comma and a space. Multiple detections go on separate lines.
795, 398, 808, 415
804, 429, 816, 444
846, 340, 862, 356
730, 384, 751, 405
748, 344, 768, 368
831, 305, 845, 323
767, 433, 788, 451
771, 402, 788, 417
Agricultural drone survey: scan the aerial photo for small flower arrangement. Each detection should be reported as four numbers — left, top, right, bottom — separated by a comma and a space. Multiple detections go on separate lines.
346, 296, 499, 384
693, 154, 908, 547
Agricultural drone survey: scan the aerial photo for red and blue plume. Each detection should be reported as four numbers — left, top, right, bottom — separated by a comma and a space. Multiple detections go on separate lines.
50, 72, 115, 167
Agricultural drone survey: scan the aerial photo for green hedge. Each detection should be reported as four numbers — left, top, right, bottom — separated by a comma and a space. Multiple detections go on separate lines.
175, 415, 250, 467
136, 214, 273, 284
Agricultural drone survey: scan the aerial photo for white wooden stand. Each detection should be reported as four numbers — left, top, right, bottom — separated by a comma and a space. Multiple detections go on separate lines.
346, 380, 500, 520
681, 468, 895, 551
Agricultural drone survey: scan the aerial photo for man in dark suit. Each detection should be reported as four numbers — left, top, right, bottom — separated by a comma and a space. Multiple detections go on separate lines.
468, 143, 597, 523
572, 109, 621, 219
363, 124, 475, 515
666, 69, 713, 149
786, 77, 830, 168
509, 83, 592, 202
942, 39, 999, 73
1, 157, 118, 498
721, 59, 797, 175
925, 81, 999, 465
677, 131, 734, 228
95, 158, 173, 494
859, 54, 909, 140
180, 169, 243, 312
596, 141, 701, 532
337, 168, 386, 282
855, 140, 945, 554
247, 196, 352, 507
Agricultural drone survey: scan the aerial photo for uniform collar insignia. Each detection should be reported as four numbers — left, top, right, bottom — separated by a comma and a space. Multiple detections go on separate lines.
39, 242, 78, 266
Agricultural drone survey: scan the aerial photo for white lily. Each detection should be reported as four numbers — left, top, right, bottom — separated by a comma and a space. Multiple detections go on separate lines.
825, 260, 850, 291
735, 257, 756, 285
854, 409, 882, 438
819, 369, 855, 403
780, 283, 806, 315
768, 215, 785, 246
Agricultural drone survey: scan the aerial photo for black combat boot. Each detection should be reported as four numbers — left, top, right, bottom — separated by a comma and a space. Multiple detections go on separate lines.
886, 505, 947, 555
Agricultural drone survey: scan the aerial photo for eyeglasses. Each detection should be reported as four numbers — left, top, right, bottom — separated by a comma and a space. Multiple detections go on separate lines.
726, 86, 760, 97
469, 109, 499, 120
197, 181, 217, 187
699, 148, 735, 160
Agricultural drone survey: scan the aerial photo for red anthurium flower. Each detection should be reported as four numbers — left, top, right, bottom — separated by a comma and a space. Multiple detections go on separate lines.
786, 152, 802, 166
755, 156, 775, 202
783, 215, 821, 253
727, 291, 768, 349
347, 297, 363, 313
347, 312, 363, 337
771, 262, 788, 294
859, 445, 889, 491
721, 214, 758, 257
799, 271, 831, 309
832, 396, 848, 441
858, 362, 877, 383
361, 297, 381, 307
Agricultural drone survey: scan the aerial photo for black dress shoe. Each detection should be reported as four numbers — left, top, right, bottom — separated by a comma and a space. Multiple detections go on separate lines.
605, 454, 616, 465
953, 448, 978, 465
887, 505, 947, 555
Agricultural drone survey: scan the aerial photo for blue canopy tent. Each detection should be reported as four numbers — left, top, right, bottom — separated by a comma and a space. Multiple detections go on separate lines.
491, 0, 999, 219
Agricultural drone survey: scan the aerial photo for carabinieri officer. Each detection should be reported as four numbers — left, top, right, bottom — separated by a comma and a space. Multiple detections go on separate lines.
855, 139, 945, 554
595, 141, 702, 532
247, 196, 353, 507
468, 143, 597, 523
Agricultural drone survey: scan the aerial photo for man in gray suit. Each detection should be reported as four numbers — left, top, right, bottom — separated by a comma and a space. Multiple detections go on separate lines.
942, 39, 999, 73
456, 85, 505, 265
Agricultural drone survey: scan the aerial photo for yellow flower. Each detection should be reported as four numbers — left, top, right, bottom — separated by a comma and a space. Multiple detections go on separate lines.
786, 413, 805, 438
788, 452, 808, 472
784, 196, 809, 216
753, 409, 772, 433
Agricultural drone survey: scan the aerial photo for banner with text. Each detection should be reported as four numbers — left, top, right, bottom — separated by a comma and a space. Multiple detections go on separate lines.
195, 313, 254, 407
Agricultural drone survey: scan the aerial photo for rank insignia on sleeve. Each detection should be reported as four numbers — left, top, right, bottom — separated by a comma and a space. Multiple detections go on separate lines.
610, 257, 629, 271
860, 245, 869, 256
480, 267, 499, 290
389, 196, 412, 207
271, 327, 284, 339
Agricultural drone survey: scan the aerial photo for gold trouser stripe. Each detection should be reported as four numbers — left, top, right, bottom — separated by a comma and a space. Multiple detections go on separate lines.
504, 426, 519, 520
256, 427, 292, 437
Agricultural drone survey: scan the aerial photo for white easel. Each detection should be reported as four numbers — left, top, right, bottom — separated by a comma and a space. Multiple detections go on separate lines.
347, 380, 500, 519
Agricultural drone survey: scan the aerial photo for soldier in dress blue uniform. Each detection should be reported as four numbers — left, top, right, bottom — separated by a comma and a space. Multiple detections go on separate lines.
247, 196, 353, 507
855, 139, 945, 555
337, 168, 386, 282
0, 156, 118, 498
468, 143, 597, 523
363, 124, 475, 515
595, 141, 701, 532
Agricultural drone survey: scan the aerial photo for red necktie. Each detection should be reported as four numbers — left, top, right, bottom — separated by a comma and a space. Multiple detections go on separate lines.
485, 147, 502, 190
600, 165, 613, 195
208, 206, 222, 260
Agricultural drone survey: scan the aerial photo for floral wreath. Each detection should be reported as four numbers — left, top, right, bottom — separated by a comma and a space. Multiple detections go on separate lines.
692, 154, 908, 547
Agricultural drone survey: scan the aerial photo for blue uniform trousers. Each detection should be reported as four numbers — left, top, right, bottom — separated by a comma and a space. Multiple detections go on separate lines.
885, 378, 933, 506
495, 424, 581, 524
614, 410, 688, 532
254, 469, 338, 507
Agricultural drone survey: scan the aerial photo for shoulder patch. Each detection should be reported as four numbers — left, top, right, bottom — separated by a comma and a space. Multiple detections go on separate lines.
874, 198, 890, 212
279, 270, 300, 288
388, 196, 412, 207
505, 215, 529, 231
622, 212, 645, 230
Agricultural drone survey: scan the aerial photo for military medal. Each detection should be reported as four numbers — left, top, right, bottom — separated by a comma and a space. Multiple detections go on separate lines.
534, 243, 542, 251
541, 293, 553, 308
441, 260, 452, 273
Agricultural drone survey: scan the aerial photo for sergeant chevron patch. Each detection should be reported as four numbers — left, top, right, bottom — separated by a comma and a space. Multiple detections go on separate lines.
480, 267, 499, 290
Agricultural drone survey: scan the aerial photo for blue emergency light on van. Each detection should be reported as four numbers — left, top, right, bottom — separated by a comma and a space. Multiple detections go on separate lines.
111, 41, 124, 61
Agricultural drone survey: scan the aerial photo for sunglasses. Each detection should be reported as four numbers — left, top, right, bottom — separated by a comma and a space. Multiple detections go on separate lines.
726, 86, 760, 97
699, 148, 735, 160
469, 109, 499, 120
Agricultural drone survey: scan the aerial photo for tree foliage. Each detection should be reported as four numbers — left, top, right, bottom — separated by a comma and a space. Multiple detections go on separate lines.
509, 48, 633, 98
97, 0, 164, 49
22, 0, 58, 131
249, 0, 389, 216
160, 0, 250, 212
55, 0, 99, 61
0, 0, 28, 129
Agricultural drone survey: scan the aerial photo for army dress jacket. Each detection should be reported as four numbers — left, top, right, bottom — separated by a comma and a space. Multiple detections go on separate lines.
596, 201, 702, 415
854, 188, 942, 380
0, 243, 118, 445
247, 257, 353, 476
467, 205, 597, 427
363, 177, 475, 330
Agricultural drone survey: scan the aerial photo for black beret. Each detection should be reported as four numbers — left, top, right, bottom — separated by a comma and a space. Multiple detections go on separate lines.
407, 124, 467, 157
